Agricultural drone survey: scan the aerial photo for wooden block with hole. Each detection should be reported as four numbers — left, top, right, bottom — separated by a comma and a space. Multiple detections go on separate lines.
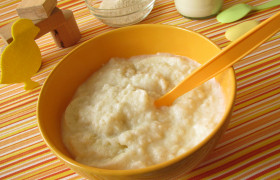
51, 10, 81, 48
34, 7, 66, 38
16, 0, 57, 20
0, 7, 80, 48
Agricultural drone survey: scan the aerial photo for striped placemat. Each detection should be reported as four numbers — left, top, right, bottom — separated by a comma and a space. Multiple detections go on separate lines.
1, 0, 279, 179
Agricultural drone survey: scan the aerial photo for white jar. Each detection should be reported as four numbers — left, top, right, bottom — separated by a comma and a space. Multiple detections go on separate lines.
174, 0, 223, 19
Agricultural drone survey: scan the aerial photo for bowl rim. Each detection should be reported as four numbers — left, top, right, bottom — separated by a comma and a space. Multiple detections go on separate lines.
85, 0, 155, 11
37, 24, 236, 176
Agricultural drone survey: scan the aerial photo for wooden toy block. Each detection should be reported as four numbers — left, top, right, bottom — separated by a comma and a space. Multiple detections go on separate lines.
0, 23, 13, 44
0, 7, 80, 48
16, 0, 57, 20
34, 7, 66, 38
51, 10, 81, 48
0, 7, 64, 44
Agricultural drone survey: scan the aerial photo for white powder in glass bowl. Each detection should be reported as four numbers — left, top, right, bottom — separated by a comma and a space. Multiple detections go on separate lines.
62, 53, 225, 170
85, 0, 155, 27
100, 0, 142, 9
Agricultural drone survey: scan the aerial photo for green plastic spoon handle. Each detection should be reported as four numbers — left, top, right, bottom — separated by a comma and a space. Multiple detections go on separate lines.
253, 0, 280, 11
154, 11, 280, 107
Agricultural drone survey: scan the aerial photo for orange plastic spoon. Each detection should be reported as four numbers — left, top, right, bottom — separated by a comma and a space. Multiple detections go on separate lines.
155, 11, 280, 107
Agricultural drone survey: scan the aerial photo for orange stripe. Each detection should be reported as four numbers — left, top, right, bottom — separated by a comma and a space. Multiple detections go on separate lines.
190, 139, 279, 179
221, 121, 279, 151
57, 0, 85, 9
0, 134, 43, 157
236, 57, 280, 79
22, 164, 70, 180
200, 124, 279, 172
39, 168, 71, 180
1, 146, 49, 170
0, 89, 40, 107
0, 111, 36, 131
236, 76, 279, 99
0, 1, 20, 9
0, 156, 58, 179
235, 41, 280, 70
0, 143, 46, 163
236, 50, 280, 73
235, 84, 279, 106
0, 87, 39, 100
0, 106, 36, 126
236, 80, 280, 103
237, 71, 280, 91
1, 126, 38, 146
0, 97, 39, 115
237, 68, 280, 90
230, 107, 279, 130
213, 150, 280, 179
231, 157, 280, 180
58, 172, 79, 180
233, 92, 279, 114
247, 164, 280, 180
1, 124, 38, 144
199, 123, 279, 165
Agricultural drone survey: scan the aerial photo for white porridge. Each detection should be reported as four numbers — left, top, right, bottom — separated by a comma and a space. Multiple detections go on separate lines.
62, 54, 225, 170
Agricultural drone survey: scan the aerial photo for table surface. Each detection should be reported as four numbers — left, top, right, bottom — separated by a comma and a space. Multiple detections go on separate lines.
1, 0, 279, 179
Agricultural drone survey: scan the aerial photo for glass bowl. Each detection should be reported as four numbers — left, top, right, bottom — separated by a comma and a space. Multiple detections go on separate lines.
85, 0, 155, 27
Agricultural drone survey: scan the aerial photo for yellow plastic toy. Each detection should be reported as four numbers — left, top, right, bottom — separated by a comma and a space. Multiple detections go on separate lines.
0, 18, 41, 90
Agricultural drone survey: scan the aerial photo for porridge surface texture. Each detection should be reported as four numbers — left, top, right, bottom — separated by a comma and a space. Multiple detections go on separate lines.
62, 54, 225, 170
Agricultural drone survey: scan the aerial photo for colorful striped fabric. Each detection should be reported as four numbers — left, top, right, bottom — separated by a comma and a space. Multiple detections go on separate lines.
0, 0, 279, 179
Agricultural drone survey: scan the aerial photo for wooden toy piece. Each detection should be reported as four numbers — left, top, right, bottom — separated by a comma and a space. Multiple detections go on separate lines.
0, 23, 13, 44
0, 8, 64, 45
34, 7, 66, 38
16, 0, 57, 20
51, 10, 81, 48
0, 19, 41, 90
0, 7, 81, 48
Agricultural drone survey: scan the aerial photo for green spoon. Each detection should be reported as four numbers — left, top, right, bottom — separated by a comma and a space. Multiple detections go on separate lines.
217, 0, 280, 23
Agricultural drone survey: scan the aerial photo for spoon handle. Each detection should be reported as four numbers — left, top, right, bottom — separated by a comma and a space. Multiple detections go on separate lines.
253, 0, 280, 11
155, 11, 280, 107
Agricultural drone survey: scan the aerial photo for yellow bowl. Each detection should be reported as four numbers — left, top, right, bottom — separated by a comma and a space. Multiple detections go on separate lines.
37, 24, 236, 180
